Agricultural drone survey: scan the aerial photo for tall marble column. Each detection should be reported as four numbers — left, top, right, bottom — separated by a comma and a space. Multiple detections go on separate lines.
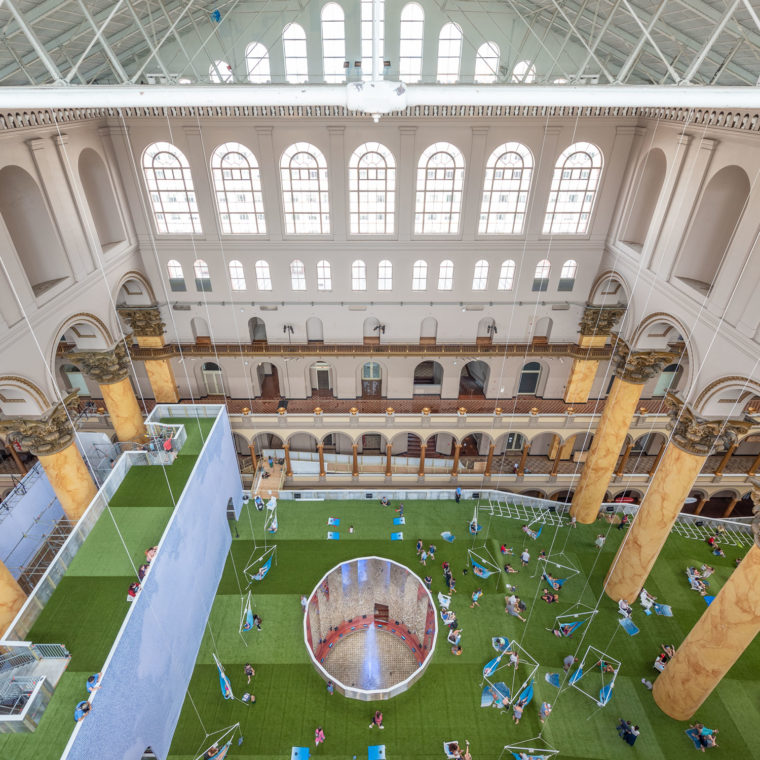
63, 342, 146, 442
564, 305, 626, 404
418, 443, 426, 477
0, 394, 97, 523
118, 306, 179, 403
653, 479, 760, 719
605, 397, 750, 602
570, 344, 673, 523
0, 559, 26, 636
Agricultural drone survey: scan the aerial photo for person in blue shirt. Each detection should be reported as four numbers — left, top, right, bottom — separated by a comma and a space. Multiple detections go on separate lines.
74, 700, 90, 722
455, 486, 462, 503
86, 672, 102, 693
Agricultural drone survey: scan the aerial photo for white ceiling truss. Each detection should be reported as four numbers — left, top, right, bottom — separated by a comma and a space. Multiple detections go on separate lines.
0, 0, 757, 94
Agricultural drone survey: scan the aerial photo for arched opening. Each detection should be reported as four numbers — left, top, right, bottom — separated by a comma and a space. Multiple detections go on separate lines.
191, 317, 210, 345
625, 432, 667, 474
675, 165, 750, 294
476, 317, 497, 345
413, 361, 443, 396
736, 434, 760, 474
420, 316, 437, 345
78, 148, 125, 251
202, 362, 224, 396
0, 166, 69, 296
491, 432, 526, 475
701, 489, 744, 518
652, 363, 684, 397
60, 363, 90, 397
363, 316, 382, 345
116, 276, 153, 307
256, 363, 280, 399
558, 432, 594, 464
249, 317, 267, 343
309, 361, 333, 397
621, 148, 666, 249
527, 432, 559, 465
611, 489, 642, 505
532, 317, 552, 344
232, 432, 253, 475
634, 318, 690, 399
361, 361, 382, 399
306, 317, 324, 343
321, 432, 355, 473
551, 490, 575, 505
458, 433, 492, 473
518, 362, 542, 395
424, 433, 455, 473
459, 361, 489, 398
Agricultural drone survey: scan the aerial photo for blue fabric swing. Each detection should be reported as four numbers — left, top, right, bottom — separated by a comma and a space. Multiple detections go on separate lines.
545, 672, 561, 688
569, 667, 583, 685
517, 680, 535, 706
685, 728, 702, 750
483, 655, 503, 677
598, 683, 614, 706
542, 571, 566, 589
523, 524, 542, 540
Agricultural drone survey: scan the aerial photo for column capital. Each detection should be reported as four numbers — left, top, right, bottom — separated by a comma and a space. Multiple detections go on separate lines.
25, 137, 46, 152
579, 305, 626, 337
666, 393, 752, 457
63, 341, 131, 385
0, 391, 79, 456
117, 305, 165, 338
612, 341, 676, 384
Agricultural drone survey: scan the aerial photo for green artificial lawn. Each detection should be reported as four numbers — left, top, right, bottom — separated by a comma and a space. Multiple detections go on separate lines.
169, 498, 760, 760
0, 417, 215, 760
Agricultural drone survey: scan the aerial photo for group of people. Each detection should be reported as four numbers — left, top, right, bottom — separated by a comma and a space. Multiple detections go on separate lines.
416, 539, 437, 565
616, 719, 641, 746
690, 722, 719, 750
654, 643, 676, 672
127, 545, 158, 602
505, 591, 527, 622
73, 671, 102, 722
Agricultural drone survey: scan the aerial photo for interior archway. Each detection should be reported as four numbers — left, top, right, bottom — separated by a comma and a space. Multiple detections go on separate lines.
621, 148, 666, 248
78, 148, 125, 251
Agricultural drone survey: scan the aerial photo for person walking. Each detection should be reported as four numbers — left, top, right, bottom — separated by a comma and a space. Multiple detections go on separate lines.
595, 534, 606, 549
424, 575, 432, 590
326, 680, 334, 695
369, 710, 384, 729
420, 550, 428, 566
314, 726, 325, 746
470, 588, 483, 608
244, 663, 255, 684
455, 486, 462, 503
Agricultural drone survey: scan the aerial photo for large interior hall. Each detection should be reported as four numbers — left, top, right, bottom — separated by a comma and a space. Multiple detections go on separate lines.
0, 1, 760, 759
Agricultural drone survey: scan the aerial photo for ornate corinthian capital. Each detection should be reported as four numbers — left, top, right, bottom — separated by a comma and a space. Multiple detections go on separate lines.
117, 305, 165, 338
666, 393, 752, 457
63, 341, 131, 385
0, 391, 79, 456
578, 305, 626, 337
612, 341, 675, 384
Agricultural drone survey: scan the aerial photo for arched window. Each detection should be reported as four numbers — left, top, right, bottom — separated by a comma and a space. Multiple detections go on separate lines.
283, 23, 308, 83
194, 259, 211, 292
167, 259, 186, 292
518, 361, 542, 394
255, 260, 272, 290
349, 142, 396, 234
511, 60, 536, 82
479, 142, 533, 234
228, 260, 246, 290
352, 260, 367, 290
533, 259, 550, 291
497, 260, 515, 290
321, 3, 346, 82
363, 361, 381, 379
202, 361, 224, 395
290, 260, 306, 290
438, 259, 454, 290
378, 259, 392, 290
414, 142, 465, 234
559, 259, 577, 291
474, 42, 500, 83
653, 363, 683, 397
280, 143, 330, 234
211, 142, 266, 234
399, 3, 424, 82
142, 142, 201, 234
245, 42, 270, 83
544, 142, 603, 234
317, 259, 332, 290
472, 260, 489, 290
209, 60, 233, 82
412, 260, 427, 290
361, 0, 384, 80
437, 23, 462, 82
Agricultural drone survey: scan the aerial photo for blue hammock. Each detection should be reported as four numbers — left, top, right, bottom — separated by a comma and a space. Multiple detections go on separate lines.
251, 556, 272, 581
441, 531, 456, 542
492, 636, 510, 652
483, 655, 503, 678
545, 672, 561, 688
469, 523, 483, 535
654, 603, 673, 617
542, 571, 566, 589
510, 753, 550, 760
471, 559, 495, 578
481, 682, 510, 707
569, 667, 583, 685
523, 525, 543, 540
517, 680, 535, 706
598, 683, 614, 706
215, 656, 233, 700
206, 740, 232, 759
242, 597, 254, 631
555, 619, 586, 637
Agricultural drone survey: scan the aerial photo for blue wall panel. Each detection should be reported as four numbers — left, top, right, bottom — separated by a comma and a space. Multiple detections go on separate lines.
64, 409, 242, 760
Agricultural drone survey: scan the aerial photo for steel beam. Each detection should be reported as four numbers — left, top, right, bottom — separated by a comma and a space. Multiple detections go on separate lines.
2, 83, 760, 110
681, 0, 743, 83
3, 0, 65, 83
67, 0, 129, 83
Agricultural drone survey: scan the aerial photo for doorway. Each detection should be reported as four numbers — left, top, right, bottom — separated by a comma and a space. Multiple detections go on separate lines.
361, 362, 382, 398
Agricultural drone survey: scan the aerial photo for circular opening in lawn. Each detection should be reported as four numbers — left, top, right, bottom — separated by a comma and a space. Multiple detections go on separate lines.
304, 556, 438, 701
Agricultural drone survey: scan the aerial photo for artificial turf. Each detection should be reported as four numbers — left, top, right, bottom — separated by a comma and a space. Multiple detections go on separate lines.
168, 497, 760, 760
0, 417, 215, 760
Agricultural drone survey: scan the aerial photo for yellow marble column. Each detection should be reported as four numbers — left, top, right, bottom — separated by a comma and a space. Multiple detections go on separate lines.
418, 444, 426, 477
484, 444, 495, 477
517, 442, 531, 476
570, 345, 673, 524
385, 444, 392, 477
283, 443, 292, 477
0, 560, 27, 635
119, 306, 179, 403
564, 306, 626, 404
352, 444, 359, 477
605, 399, 751, 602
100, 377, 146, 442
451, 444, 461, 476
653, 541, 760, 719
318, 444, 325, 477
0, 394, 97, 523
64, 341, 146, 443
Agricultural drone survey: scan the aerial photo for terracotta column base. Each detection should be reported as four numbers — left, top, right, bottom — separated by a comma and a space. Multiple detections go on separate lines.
100, 377, 147, 442
0, 559, 27, 634
653, 543, 760, 719
37, 441, 98, 522
605, 443, 704, 602
570, 377, 642, 523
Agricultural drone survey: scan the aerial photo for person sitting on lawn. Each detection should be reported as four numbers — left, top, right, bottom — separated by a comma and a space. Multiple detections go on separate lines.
661, 643, 676, 660
380, 496, 390, 506
700, 564, 715, 577
690, 723, 719, 750
712, 545, 726, 558
595, 660, 616, 674
541, 588, 559, 604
